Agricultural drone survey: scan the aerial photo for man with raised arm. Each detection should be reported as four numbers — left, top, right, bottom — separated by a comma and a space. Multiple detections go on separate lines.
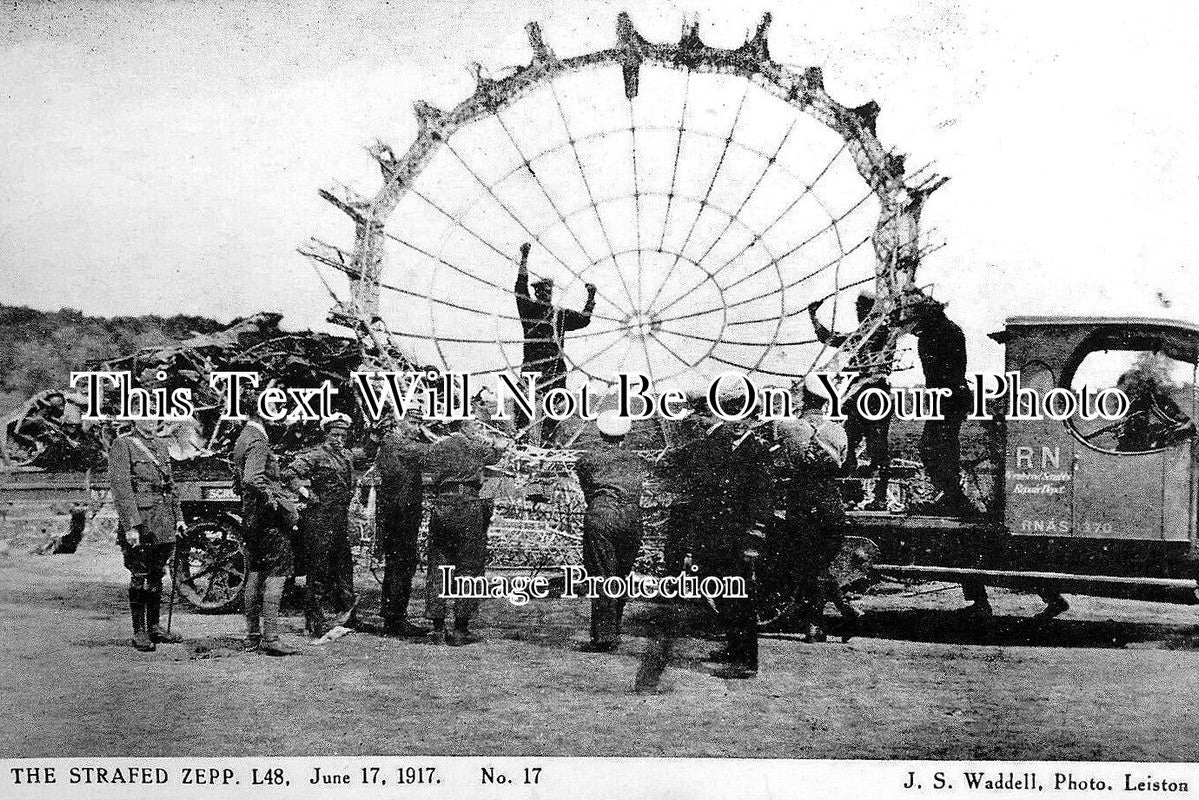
808, 288, 893, 510
514, 241, 597, 444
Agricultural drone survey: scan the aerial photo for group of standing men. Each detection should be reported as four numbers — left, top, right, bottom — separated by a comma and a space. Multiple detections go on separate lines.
230, 401, 512, 653
106, 387, 857, 680
106, 274, 982, 664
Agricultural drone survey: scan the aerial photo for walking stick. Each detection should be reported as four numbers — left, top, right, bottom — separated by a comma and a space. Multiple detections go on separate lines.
166, 540, 181, 635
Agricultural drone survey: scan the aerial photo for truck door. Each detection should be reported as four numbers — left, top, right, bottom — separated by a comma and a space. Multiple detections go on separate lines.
1067, 347, 1197, 541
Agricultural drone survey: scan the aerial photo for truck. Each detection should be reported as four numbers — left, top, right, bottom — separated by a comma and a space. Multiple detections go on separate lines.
852, 315, 1199, 608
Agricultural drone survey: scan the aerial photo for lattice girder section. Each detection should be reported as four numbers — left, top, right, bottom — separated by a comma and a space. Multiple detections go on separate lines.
307, 11, 944, 393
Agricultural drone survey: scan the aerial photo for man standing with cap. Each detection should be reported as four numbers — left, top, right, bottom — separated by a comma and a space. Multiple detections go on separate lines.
776, 374, 859, 643
672, 398, 774, 679
375, 413, 431, 637
285, 413, 357, 639
808, 289, 893, 510
514, 241, 597, 444
423, 418, 512, 645
897, 291, 973, 516
232, 401, 301, 655
109, 415, 186, 652
574, 410, 646, 652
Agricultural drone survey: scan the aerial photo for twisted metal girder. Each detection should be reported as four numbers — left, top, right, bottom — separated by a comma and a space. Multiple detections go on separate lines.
305, 11, 944, 387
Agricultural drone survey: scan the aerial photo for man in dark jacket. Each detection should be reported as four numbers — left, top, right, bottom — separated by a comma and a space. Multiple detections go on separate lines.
375, 416, 431, 637
900, 293, 972, 515
422, 419, 511, 645
671, 404, 774, 679
574, 411, 646, 652
284, 414, 357, 639
514, 241, 597, 444
232, 406, 301, 655
109, 417, 185, 652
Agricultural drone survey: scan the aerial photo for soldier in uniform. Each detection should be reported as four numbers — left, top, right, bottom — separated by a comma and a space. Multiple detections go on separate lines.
108, 415, 185, 652
375, 414, 431, 637
232, 403, 301, 656
513, 241, 597, 444
672, 401, 774, 679
776, 374, 860, 643
285, 414, 357, 639
423, 418, 511, 645
574, 411, 646, 652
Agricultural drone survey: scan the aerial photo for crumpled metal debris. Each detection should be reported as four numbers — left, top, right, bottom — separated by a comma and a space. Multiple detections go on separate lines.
1, 313, 365, 474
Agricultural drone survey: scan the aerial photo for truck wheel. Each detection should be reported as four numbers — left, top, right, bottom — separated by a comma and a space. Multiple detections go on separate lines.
173, 518, 247, 613
701, 564, 799, 631
755, 583, 798, 631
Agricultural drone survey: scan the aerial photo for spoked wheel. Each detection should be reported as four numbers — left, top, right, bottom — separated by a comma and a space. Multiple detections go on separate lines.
701, 562, 799, 631
174, 519, 247, 613
754, 579, 799, 631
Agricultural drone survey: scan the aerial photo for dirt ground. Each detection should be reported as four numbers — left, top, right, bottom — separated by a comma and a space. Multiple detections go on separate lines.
3, 536, 1199, 761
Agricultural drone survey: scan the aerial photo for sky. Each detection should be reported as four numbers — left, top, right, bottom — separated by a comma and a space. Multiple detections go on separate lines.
2, 0, 1198, 376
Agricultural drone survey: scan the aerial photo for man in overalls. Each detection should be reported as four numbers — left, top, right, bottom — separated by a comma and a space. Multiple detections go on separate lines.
574, 411, 646, 652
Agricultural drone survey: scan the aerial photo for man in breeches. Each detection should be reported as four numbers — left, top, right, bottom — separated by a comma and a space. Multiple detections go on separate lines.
232, 406, 301, 656
109, 417, 185, 652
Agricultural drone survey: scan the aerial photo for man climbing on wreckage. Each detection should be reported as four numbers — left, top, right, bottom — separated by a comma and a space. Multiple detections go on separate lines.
513, 241, 597, 444
896, 290, 1067, 621
808, 288, 894, 510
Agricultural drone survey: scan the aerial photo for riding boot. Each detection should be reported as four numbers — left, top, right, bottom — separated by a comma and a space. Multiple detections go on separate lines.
129, 588, 155, 652
260, 575, 300, 656
146, 590, 183, 643
243, 570, 263, 648
383, 571, 427, 636
420, 616, 445, 645
450, 613, 482, 646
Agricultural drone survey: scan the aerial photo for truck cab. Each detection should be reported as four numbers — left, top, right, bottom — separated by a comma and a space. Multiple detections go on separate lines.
858, 316, 1199, 604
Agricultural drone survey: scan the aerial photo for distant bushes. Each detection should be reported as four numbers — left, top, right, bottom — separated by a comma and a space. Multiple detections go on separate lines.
0, 304, 225, 411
